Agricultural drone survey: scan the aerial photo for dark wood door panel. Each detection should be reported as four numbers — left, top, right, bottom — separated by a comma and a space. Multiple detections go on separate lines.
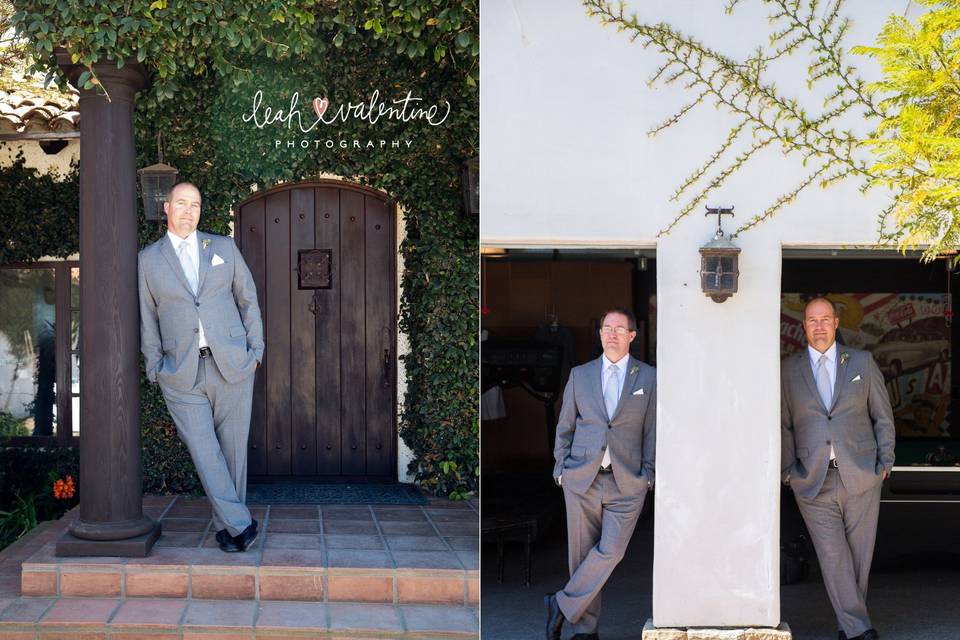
340, 190, 367, 475
365, 196, 393, 476
315, 187, 342, 474
290, 187, 317, 475
265, 191, 292, 475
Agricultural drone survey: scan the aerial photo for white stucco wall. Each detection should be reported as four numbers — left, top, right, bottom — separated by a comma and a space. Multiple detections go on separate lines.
0, 139, 78, 173
482, 0, 918, 628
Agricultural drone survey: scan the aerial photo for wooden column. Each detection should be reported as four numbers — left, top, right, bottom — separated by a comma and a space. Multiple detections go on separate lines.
55, 52, 161, 556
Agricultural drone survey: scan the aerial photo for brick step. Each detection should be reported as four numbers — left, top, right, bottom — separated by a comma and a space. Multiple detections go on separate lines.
0, 597, 478, 638
21, 561, 476, 605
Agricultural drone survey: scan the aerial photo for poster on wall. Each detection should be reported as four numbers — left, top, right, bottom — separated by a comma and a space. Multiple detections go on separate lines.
782, 293, 951, 438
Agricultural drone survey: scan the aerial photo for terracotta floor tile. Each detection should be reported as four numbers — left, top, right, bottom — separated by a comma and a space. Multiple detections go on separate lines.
321, 506, 373, 520
265, 519, 321, 534
326, 575, 393, 603
0, 597, 55, 623
126, 547, 198, 568
327, 549, 394, 569
20, 571, 56, 597
377, 521, 436, 536
260, 548, 326, 568
400, 604, 478, 634
181, 600, 256, 628
125, 571, 189, 598
182, 548, 259, 566
60, 571, 121, 597
398, 576, 464, 604
324, 534, 384, 550
425, 510, 479, 523
392, 551, 464, 570
110, 599, 186, 627
433, 522, 479, 537
385, 535, 447, 552
263, 533, 322, 550
323, 520, 378, 535
40, 597, 119, 624
445, 536, 479, 551
157, 518, 210, 532
373, 508, 427, 522
455, 549, 479, 570
268, 506, 319, 520
154, 532, 203, 548
255, 601, 328, 629
327, 603, 402, 632
0, 577, 18, 599
258, 574, 324, 601
190, 573, 255, 600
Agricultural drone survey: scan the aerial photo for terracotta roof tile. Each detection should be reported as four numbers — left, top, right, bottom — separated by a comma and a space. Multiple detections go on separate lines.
0, 85, 79, 135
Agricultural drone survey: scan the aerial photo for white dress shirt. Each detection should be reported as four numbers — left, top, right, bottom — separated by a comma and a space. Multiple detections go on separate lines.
808, 341, 837, 460
168, 230, 207, 349
599, 353, 628, 468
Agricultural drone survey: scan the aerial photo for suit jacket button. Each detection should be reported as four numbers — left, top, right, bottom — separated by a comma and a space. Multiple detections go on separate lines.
194, 328, 199, 333
827, 416, 832, 421
826, 440, 831, 445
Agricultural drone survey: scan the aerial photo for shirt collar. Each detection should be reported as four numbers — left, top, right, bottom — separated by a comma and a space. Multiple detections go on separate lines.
808, 341, 837, 366
168, 230, 198, 252
602, 353, 629, 374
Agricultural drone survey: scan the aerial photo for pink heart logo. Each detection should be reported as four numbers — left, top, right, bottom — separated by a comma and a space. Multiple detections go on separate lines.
313, 97, 329, 118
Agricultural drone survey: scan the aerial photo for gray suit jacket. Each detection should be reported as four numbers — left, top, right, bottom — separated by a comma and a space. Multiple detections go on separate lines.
139, 231, 264, 392
781, 346, 895, 499
553, 355, 656, 496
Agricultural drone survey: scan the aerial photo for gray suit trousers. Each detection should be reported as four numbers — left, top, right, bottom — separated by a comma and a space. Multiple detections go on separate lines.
795, 468, 880, 638
160, 355, 255, 536
557, 471, 646, 634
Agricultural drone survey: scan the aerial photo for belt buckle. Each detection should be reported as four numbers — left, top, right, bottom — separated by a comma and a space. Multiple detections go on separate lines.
199, 347, 211, 359
829, 458, 839, 469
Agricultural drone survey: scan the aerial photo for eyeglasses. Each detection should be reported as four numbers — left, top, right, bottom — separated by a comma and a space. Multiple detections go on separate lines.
600, 326, 631, 336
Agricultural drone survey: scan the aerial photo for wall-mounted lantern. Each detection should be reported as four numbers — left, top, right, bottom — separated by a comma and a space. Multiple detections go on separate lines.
138, 133, 178, 222
699, 205, 740, 303
461, 156, 479, 216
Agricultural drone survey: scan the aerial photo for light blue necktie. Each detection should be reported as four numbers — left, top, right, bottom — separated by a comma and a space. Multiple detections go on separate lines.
177, 240, 198, 294
604, 365, 621, 418
816, 354, 833, 409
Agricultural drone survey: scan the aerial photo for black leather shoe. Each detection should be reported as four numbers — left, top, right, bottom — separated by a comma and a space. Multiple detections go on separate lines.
839, 632, 847, 640
544, 592, 564, 640
235, 519, 259, 551
860, 630, 879, 640
216, 528, 241, 553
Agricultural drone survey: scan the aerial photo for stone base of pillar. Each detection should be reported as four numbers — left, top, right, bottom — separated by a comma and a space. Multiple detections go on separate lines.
55, 522, 161, 557
643, 620, 792, 640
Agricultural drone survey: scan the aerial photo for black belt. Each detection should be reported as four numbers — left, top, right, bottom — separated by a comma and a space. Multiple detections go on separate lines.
828, 458, 839, 469
598, 466, 613, 474
199, 347, 212, 358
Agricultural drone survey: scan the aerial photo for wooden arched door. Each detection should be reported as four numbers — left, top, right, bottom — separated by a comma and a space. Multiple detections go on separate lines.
235, 181, 396, 478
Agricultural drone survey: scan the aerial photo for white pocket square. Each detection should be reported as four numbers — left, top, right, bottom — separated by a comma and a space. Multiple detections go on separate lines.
851, 374, 862, 382
211, 254, 225, 266
632, 388, 644, 396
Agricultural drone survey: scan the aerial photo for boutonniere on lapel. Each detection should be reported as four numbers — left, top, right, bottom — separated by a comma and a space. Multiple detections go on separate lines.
839, 352, 849, 366
201, 238, 211, 250
630, 365, 640, 375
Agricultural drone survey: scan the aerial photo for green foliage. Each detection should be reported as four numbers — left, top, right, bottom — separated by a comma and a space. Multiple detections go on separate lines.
0, 446, 78, 550
0, 154, 78, 264
139, 365, 203, 495
0, 412, 29, 437
852, 0, 960, 260
584, 0, 960, 260
6, 1, 478, 497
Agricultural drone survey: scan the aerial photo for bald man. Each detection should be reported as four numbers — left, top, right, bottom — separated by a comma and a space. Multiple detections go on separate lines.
139, 182, 264, 553
781, 297, 895, 640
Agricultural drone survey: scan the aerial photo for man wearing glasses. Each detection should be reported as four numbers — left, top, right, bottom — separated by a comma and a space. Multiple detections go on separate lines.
545, 308, 657, 640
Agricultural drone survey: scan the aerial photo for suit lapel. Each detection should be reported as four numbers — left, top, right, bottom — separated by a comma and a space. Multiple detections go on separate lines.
611, 356, 639, 421
590, 357, 607, 421
797, 351, 826, 411
196, 232, 211, 293
160, 235, 194, 294
830, 349, 849, 412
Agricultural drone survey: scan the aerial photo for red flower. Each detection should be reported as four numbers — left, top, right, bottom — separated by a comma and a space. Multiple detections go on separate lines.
53, 475, 76, 499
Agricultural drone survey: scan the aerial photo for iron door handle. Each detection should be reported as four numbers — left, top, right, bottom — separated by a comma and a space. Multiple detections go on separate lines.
382, 348, 391, 388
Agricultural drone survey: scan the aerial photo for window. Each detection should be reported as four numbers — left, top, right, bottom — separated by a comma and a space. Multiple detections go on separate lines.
0, 261, 79, 445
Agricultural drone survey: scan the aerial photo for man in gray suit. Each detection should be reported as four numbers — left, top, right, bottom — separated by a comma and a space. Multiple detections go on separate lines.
781, 297, 895, 640
545, 308, 656, 640
139, 182, 264, 553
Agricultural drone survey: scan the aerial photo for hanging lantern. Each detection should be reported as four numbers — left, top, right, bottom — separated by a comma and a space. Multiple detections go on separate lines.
699, 206, 740, 303
138, 133, 178, 221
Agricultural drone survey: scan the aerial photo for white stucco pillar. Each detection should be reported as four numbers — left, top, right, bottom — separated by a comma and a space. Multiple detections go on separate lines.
652, 225, 783, 627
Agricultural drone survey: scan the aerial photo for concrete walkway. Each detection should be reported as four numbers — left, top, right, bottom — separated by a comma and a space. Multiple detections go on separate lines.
481, 497, 960, 640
